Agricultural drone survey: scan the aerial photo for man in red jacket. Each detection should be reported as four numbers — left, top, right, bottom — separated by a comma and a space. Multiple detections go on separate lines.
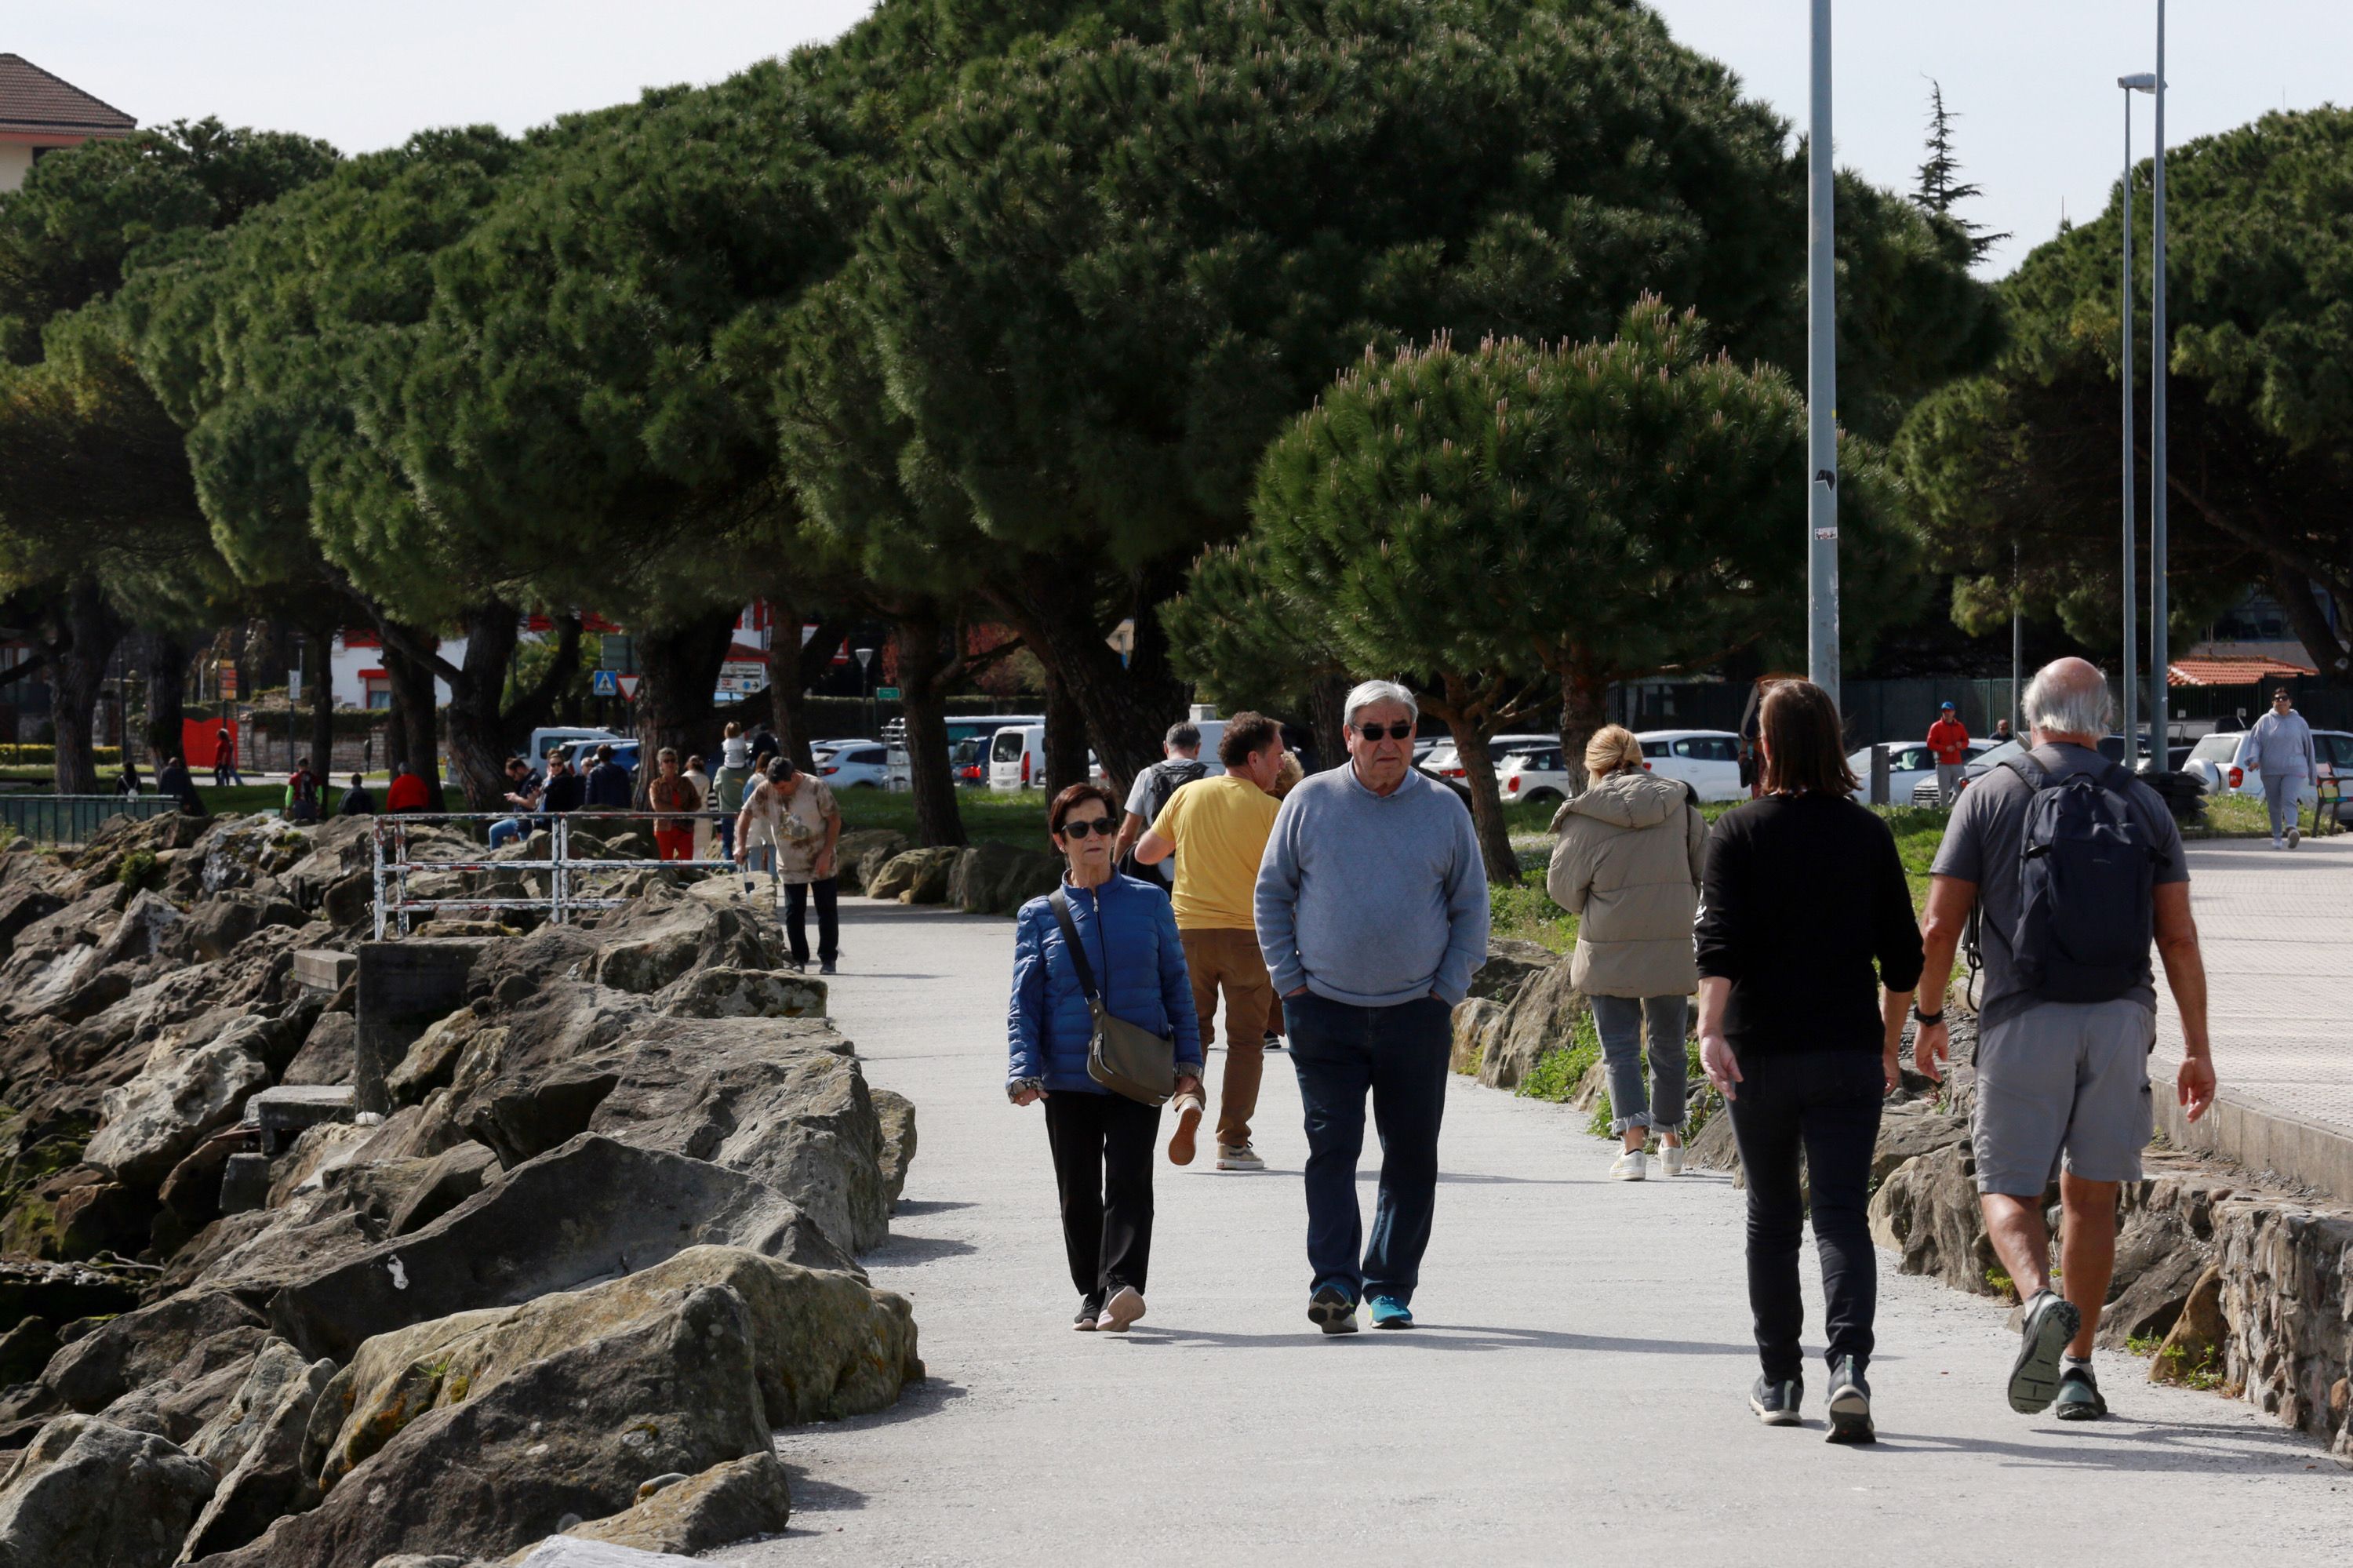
1926, 701, 1972, 805
384, 762, 431, 814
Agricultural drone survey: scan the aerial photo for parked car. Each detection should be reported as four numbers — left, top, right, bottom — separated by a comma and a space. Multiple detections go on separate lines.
987, 725, 1046, 791
817, 741, 889, 788
1908, 737, 2027, 806
1424, 733, 1552, 779
949, 736, 989, 787
2095, 735, 2193, 773
2182, 728, 2353, 823
808, 737, 866, 765
1846, 737, 2001, 803
558, 737, 641, 774
529, 726, 622, 763
1635, 729, 1745, 802
1497, 748, 1572, 807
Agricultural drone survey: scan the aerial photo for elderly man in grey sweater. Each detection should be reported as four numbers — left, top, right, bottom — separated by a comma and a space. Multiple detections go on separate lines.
1256, 679, 1489, 1335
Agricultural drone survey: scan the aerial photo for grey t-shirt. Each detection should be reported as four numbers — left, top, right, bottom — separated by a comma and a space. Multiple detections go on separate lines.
1932, 743, 2189, 1026
1124, 759, 1200, 887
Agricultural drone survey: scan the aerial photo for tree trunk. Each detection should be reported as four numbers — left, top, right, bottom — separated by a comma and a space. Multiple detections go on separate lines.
307, 627, 335, 779
1306, 672, 1351, 775
632, 608, 739, 806
768, 612, 849, 774
380, 627, 446, 811
989, 567, 1185, 797
49, 579, 123, 796
143, 630, 188, 766
892, 603, 967, 849
442, 603, 522, 810
1042, 664, 1089, 800
2271, 563, 2352, 682
1556, 658, 1613, 793
1428, 672, 1521, 886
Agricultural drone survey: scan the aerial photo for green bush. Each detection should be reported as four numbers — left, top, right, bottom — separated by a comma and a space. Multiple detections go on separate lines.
1517, 1011, 1602, 1102
0, 745, 123, 768
116, 850, 161, 893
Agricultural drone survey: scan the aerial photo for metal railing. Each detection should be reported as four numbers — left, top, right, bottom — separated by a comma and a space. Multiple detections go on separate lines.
370, 811, 746, 938
0, 793, 181, 846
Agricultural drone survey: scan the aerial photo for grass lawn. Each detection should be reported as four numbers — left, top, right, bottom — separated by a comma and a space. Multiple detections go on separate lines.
835, 786, 1058, 850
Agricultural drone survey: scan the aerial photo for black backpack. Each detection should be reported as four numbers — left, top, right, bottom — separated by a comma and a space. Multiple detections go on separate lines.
1999, 753, 2162, 1003
1116, 759, 1209, 883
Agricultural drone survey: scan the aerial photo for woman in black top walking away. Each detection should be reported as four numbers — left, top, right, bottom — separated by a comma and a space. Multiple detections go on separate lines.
1697, 680, 1922, 1444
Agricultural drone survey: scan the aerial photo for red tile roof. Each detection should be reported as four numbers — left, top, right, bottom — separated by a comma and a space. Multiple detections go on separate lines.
0, 54, 136, 140
2169, 655, 2318, 687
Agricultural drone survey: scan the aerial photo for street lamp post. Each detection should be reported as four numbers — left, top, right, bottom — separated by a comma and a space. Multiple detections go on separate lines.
854, 646, 875, 737
1806, 0, 1840, 704
2118, 71, 2157, 770
2149, 1, 2171, 766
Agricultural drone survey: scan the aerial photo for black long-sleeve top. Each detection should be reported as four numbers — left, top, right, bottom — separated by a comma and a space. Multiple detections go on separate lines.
1693, 793, 1925, 1057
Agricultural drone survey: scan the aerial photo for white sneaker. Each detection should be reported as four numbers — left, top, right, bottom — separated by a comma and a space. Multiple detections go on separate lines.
1657, 1144, 1685, 1177
1215, 1144, 1265, 1172
1609, 1148, 1648, 1181
2272, 836, 2285, 849
2287, 825, 2302, 849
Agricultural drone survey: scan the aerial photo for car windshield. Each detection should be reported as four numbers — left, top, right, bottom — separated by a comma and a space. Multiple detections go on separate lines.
1970, 739, 2024, 769
2191, 734, 2238, 762
991, 731, 1025, 762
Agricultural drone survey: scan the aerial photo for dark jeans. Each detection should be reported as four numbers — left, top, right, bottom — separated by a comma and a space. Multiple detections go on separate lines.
1044, 1089, 1159, 1303
1724, 1049, 1885, 1381
1286, 991, 1453, 1304
784, 876, 838, 966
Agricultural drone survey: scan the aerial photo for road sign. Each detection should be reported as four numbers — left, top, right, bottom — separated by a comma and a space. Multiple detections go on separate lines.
616, 675, 642, 701
591, 670, 619, 697
875, 686, 901, 701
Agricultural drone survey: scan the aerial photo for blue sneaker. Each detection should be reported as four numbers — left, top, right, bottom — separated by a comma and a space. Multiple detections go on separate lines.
1367, 1295, 1415, 1330
1307, 1284, 1358, 1336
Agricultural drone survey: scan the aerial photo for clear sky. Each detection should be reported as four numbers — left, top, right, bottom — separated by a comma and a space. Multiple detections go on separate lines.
12, 2, 2350, 275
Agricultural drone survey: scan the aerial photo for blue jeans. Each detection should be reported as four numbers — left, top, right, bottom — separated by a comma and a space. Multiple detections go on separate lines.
1588, 994, 1690, 1135
1285, 991, 1452, 1305
717, 814, 736, 860
489, 817, 524, 847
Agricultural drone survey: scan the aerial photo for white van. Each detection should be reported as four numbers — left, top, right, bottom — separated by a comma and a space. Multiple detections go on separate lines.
987, 725, 1048, 791
528, 726, 622, 764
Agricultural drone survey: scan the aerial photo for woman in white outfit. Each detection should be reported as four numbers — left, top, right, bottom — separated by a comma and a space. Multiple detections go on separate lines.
2234, 688, 2318, 849
715, 722, 755, 860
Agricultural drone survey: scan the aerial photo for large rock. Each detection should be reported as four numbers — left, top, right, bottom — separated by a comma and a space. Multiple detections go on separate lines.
544, 1452, 791, 1558
266, 1134, 850, 1362
1465, 937, 1555, 1006
655, 966, 824, 1020
1867, 1143, 2004, 1297
205, 1283, 774, 1568
180, 890, 304, 965
1467, 955, 1587, 1092
83, 1021, 274, 1188
872, 1089, 916, 1211
38, 1289, 267, 1415
947, 843, 1061, 917
180, 1344, 336, 1559
835, 830, 908, 895
864, 848, 957, 904
0, 1415, 216, 1568
506, 1541, 703, 1568
576, 893, 784, 995
315, 1247, 917, 1485
280, 1012, 356, 1087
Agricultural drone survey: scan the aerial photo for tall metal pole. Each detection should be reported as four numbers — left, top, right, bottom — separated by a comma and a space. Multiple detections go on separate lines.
2120, 84, 2139, 769
2149, 0, 2170, 764
1806, 0, 1839, 704
2010, 540, 2023, 737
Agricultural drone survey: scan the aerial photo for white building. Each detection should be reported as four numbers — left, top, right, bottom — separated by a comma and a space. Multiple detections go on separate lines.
0, 54, 135, 194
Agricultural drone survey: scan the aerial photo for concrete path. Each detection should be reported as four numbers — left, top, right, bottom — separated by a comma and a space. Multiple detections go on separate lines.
722, 897, 2352, 1566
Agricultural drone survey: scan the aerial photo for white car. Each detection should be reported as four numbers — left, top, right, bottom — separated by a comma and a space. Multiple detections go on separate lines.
1909, 738, 2028, 806
1497, 748, 1573, 808
1426, 733, 1552, 779
1635, 729, 1745, 802
1848, 737, 2001, 805
2183, 728, 2353, 821
816, 741, 889, 788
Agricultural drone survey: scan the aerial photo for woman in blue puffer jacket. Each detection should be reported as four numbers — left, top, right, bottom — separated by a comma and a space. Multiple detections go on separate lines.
1009, 781, 1203, 1333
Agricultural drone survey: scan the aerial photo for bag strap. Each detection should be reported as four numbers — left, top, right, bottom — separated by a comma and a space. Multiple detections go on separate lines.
1046, 887, 1103, 1002
1999, 752, 2052, 791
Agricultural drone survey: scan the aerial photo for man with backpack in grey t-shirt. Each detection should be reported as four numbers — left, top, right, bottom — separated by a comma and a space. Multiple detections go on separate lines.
1113, 722, 1209, 889
1913, 658, 2217, 1423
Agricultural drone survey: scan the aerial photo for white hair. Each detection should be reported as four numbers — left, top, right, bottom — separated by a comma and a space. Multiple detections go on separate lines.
1342, 679, 1417, 729
2023, 661, 2114, 740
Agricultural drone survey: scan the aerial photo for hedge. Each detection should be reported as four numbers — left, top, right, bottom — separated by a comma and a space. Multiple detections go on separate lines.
0, 745, 123, 768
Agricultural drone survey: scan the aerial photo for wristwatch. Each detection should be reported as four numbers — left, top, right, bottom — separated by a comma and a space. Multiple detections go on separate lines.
1911, 1005, 1944, 1026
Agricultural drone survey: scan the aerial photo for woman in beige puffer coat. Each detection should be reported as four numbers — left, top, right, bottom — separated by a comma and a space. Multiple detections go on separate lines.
1547, 724, 1708, 1180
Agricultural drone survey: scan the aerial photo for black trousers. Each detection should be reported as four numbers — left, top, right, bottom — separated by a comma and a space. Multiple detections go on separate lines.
1723, 1049, 1884, 1381
1043, 1090, 1158, 1304
784, 876, 838, 966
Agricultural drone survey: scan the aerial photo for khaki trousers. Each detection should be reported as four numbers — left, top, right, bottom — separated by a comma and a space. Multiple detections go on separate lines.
1180, 926, 1272, 1148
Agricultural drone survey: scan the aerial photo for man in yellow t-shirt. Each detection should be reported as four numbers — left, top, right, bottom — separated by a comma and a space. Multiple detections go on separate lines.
1136, 711, 1285, 1171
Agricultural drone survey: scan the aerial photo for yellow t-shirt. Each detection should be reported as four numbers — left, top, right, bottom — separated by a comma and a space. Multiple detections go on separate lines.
1152, 773, 1280, 930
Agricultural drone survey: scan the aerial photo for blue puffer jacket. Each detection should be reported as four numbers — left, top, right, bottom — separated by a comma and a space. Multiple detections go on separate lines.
1008, 875, 1202, 1093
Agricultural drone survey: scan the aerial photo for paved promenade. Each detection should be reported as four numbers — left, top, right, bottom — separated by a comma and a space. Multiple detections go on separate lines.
722, 897, 2349, 1567
2153, 835, 2353, 1194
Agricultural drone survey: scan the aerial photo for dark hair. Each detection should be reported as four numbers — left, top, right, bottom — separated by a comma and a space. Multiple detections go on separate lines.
1218, 711, 1282, 767
1165, 721, 1201, 752
2274, 688, 2293, 701
766, 756, 795, 781
1759, 680, 1857, 797
1049, 781, 1119, 835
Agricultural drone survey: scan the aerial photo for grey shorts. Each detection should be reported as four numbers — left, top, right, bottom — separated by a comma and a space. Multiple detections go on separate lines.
1971, 999, 2156, 1194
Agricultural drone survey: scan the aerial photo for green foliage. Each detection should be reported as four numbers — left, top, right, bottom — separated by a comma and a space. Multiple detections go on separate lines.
1897, 106, 2353, 675
1517, 1010, 1602, 1104
1490, 881, 1577, 953
115, 849, 161, 893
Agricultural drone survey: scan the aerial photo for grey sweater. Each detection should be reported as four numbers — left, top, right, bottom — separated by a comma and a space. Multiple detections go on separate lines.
1255, 763, 1490, 1007
2235, 711, 2318, 779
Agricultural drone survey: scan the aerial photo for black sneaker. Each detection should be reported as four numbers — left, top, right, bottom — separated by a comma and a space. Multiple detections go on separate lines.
1824, 1356, 1875, 1444
1073, 1296, 1104, 1331
1264, 1029, 1284, 1052
2009, 1291, 2082, 1413
1750, 1375, 1802, 1427
1307, 1284, 1359, 1336
2053, 1362, 2108, 1421
820, 960, 838, 976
